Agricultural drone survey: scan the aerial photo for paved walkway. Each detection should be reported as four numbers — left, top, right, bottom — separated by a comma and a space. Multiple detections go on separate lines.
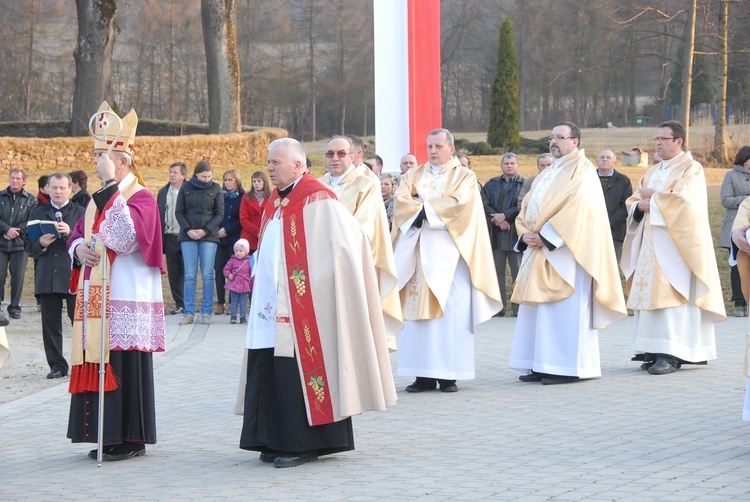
2, 314, 750, 501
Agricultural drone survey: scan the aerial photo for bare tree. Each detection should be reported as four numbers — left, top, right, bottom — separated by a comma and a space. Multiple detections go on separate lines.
680, 0, 697, 148
201, 0, 241, 133
71, 0, 119, 136
713, 0, 731, 163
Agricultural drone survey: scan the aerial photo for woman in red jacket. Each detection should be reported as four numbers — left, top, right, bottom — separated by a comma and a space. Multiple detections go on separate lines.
239, 171, 271, 252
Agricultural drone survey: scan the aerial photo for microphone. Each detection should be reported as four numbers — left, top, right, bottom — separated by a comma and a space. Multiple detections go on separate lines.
54, 211, 67, 237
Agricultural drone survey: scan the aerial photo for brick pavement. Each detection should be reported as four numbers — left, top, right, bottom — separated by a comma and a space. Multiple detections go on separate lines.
2, 314, 750, 501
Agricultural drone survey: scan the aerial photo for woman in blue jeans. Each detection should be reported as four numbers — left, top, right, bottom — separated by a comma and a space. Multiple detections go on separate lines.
175, 160, 224, 325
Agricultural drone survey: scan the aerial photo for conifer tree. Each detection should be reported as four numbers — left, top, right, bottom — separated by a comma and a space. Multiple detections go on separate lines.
487, 18, 520, 150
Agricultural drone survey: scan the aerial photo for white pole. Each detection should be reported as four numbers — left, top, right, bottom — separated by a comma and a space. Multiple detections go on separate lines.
96, 240, 107, 467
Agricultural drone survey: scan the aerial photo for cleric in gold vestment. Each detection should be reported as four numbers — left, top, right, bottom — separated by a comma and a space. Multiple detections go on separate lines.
729, 196, 750, 420
510, 122, 627, 385
240, 138, 396, 468
319, 136, 402, 346
392, 129, 502, 393
621, 121, 725, 375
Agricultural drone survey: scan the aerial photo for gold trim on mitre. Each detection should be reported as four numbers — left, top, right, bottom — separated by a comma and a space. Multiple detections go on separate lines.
93, 101, 138, 155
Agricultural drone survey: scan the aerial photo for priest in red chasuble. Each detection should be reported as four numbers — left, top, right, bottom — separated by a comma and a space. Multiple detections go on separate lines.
67, 101, 165, 461
240, 138, 396, 468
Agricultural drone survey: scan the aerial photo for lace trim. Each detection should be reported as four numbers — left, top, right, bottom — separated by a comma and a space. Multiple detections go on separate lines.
108, 299, 166, 352
95, 195, 138, 254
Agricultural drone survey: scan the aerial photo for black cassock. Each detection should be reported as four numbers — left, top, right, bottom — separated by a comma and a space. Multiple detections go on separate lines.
240, 348, 354, 455
68, 351, 156, 445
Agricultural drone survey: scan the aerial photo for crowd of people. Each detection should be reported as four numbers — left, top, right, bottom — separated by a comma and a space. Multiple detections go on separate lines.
3, 112, 750, 468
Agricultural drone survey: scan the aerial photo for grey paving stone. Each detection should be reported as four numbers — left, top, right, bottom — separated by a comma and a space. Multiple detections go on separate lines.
2, 315, 750, 500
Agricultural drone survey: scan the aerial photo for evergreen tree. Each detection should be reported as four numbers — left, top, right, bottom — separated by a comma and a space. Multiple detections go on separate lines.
487, 18, 520, 150
667, 45, 714, 107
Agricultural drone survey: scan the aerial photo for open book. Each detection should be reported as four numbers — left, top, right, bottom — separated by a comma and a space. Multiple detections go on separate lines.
26, 220, 60, 241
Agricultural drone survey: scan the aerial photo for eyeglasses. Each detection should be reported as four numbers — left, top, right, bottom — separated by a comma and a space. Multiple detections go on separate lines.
547, 135, 573, 142
653, 137, 676, 142
325, 150, 351, 159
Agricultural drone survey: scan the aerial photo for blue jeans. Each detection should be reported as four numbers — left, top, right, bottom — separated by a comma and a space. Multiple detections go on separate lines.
229, 291, 248, 318
181, 240, 218, 317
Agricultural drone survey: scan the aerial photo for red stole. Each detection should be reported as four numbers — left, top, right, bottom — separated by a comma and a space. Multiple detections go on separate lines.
266, 175, 340, 425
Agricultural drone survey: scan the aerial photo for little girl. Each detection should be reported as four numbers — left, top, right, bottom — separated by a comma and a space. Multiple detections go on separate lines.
223, 238, 252, 324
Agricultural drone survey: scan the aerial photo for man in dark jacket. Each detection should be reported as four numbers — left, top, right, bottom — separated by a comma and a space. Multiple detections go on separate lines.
24, 172, 84, 379
0, 168, 38, 321
596, 149, 633, 262
157, 161, 187, 315
482, 153, 525, 317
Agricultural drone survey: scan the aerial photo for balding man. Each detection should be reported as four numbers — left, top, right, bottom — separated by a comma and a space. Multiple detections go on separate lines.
518, 153, 554, 203
400, 154, 418, 175
596, 148, 632, 262
240, 138, 395, 467
392, 128, 501, 393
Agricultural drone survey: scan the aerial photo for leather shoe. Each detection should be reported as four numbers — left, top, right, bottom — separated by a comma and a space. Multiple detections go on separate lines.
405, 378, 436, 393
259, 449, 281, 463
648, 358, 677, 375
640, 361, 655, 371
8, 309, 20, 320
88, 445, 115, 459
273, 450, 318, 468
541, 375, 580, 385
46, 369, 65, 379
102, 443, 146, 461
519, 372, 545, 382
440, 382, 458, 393
170, 306, 184, 315
493, 311, 505, 318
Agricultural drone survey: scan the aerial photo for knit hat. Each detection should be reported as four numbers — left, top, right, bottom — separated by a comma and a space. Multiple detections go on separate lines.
234, 238, 250, 254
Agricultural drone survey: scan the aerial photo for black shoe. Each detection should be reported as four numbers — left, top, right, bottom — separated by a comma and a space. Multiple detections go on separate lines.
170, 306, 184, 315
440, 382, 458, 393
648, 357, 677, 375
273, 450, 318, 468
493, 311, 505, 318
640, 361, 655, 371
519, 372, 546, 382
405, 378, 437, 393
46, 369, 65, 379
8, 308, 20, 320
541, 375, 580, 385
88, 445, 116, 459
259, 449, 282, 463
230, 316, 237, 324
102, 443, 146, 461
240, 316, 247, 324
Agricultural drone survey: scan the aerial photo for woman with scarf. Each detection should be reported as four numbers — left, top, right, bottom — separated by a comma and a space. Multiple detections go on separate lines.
175, 160, 224, 325
214, 169, 245, 315
239, 171, 271, 253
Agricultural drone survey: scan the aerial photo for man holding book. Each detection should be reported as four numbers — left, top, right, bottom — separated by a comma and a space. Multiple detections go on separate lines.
24, 172, 84, 379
